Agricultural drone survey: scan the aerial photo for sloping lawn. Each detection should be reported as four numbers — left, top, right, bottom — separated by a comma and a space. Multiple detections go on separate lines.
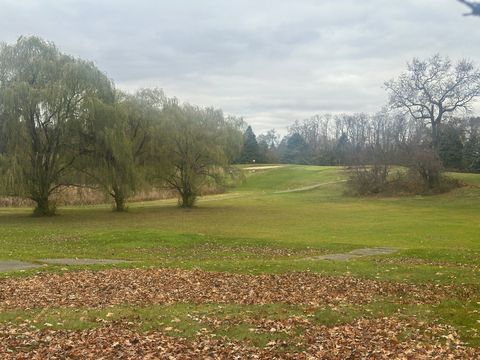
0, 166, 479, 357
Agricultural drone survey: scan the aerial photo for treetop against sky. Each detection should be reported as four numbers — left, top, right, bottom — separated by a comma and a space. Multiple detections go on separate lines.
1, 0, 479, 133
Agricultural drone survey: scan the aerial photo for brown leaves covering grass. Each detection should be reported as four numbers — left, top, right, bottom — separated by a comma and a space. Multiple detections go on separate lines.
0, 317, 478, 359
0, 268, 466, 311
0, 268, 478, 358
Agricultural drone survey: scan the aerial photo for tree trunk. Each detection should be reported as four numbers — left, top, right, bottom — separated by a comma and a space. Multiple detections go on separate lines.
112, 186, 126, 212
179, 188, 196, 208
113, 195, 126, 212
431, 121, 440, 153
33, 196, 55, 216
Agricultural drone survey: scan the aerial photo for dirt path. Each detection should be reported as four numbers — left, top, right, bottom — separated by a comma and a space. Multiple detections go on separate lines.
275, 180, 346, 194
0, 259, 130, 273
0, 261, 41, 272
243, 165, 285, 170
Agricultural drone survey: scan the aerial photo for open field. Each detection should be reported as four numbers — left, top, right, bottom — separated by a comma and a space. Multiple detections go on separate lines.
0, 165, 479, 358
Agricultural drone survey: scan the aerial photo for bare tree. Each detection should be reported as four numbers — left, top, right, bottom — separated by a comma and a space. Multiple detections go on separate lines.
385, 54, 480, 151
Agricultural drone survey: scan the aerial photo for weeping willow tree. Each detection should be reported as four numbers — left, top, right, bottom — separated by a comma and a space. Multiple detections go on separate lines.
0, 36, 114, 215
158, 102, 242, 208
79, 90, 158, 212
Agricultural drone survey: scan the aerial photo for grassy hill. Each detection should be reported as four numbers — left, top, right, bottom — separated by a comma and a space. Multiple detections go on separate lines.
0, 165, 479, 351
0, 165, 479, 274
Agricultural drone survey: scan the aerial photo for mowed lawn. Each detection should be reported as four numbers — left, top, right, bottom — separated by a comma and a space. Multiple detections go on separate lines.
0, 165, 479, 357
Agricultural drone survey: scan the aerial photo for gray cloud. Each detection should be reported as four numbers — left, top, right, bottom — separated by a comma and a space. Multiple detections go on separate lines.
1, 0, 479, 133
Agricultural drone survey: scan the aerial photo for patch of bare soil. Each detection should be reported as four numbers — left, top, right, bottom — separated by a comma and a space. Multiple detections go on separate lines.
0, 261, 41, 273
0, 317, 478, 359
0, 268, 471, 310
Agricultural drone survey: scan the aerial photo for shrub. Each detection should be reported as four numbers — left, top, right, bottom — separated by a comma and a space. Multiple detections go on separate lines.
409, 149, 443, 190
390, 169, 461, 195
346, 165, 390, 196
346, 156, 462, 197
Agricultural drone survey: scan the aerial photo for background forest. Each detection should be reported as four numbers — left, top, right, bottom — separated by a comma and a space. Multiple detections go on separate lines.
1, 37, 479, 214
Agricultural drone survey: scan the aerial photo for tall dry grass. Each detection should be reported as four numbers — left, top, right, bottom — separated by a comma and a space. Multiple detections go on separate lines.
0, 185, 225, 208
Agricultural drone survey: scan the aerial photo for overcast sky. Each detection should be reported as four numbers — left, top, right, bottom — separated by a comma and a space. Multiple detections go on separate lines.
1, 0, 479, 133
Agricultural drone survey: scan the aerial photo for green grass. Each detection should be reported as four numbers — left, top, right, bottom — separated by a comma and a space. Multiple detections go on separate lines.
237, 165, 343, 191
0, 165, 479, 346
0, 166, 479, 281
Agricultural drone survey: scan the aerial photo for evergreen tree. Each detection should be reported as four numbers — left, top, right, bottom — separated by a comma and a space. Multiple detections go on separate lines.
439, 125, 464, 170
281, 133, 308, 164
239, 126, 259, 163
463, 133, 480, 172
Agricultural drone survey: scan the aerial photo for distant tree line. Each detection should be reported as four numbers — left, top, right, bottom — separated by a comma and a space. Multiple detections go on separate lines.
237, 55, 480, 194
243, 112, 479, 173
0, 37, 244, 215
239, 112, 480, 173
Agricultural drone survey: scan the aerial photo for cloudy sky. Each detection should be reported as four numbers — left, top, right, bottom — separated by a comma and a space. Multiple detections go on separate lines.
1, 0, 479, 133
